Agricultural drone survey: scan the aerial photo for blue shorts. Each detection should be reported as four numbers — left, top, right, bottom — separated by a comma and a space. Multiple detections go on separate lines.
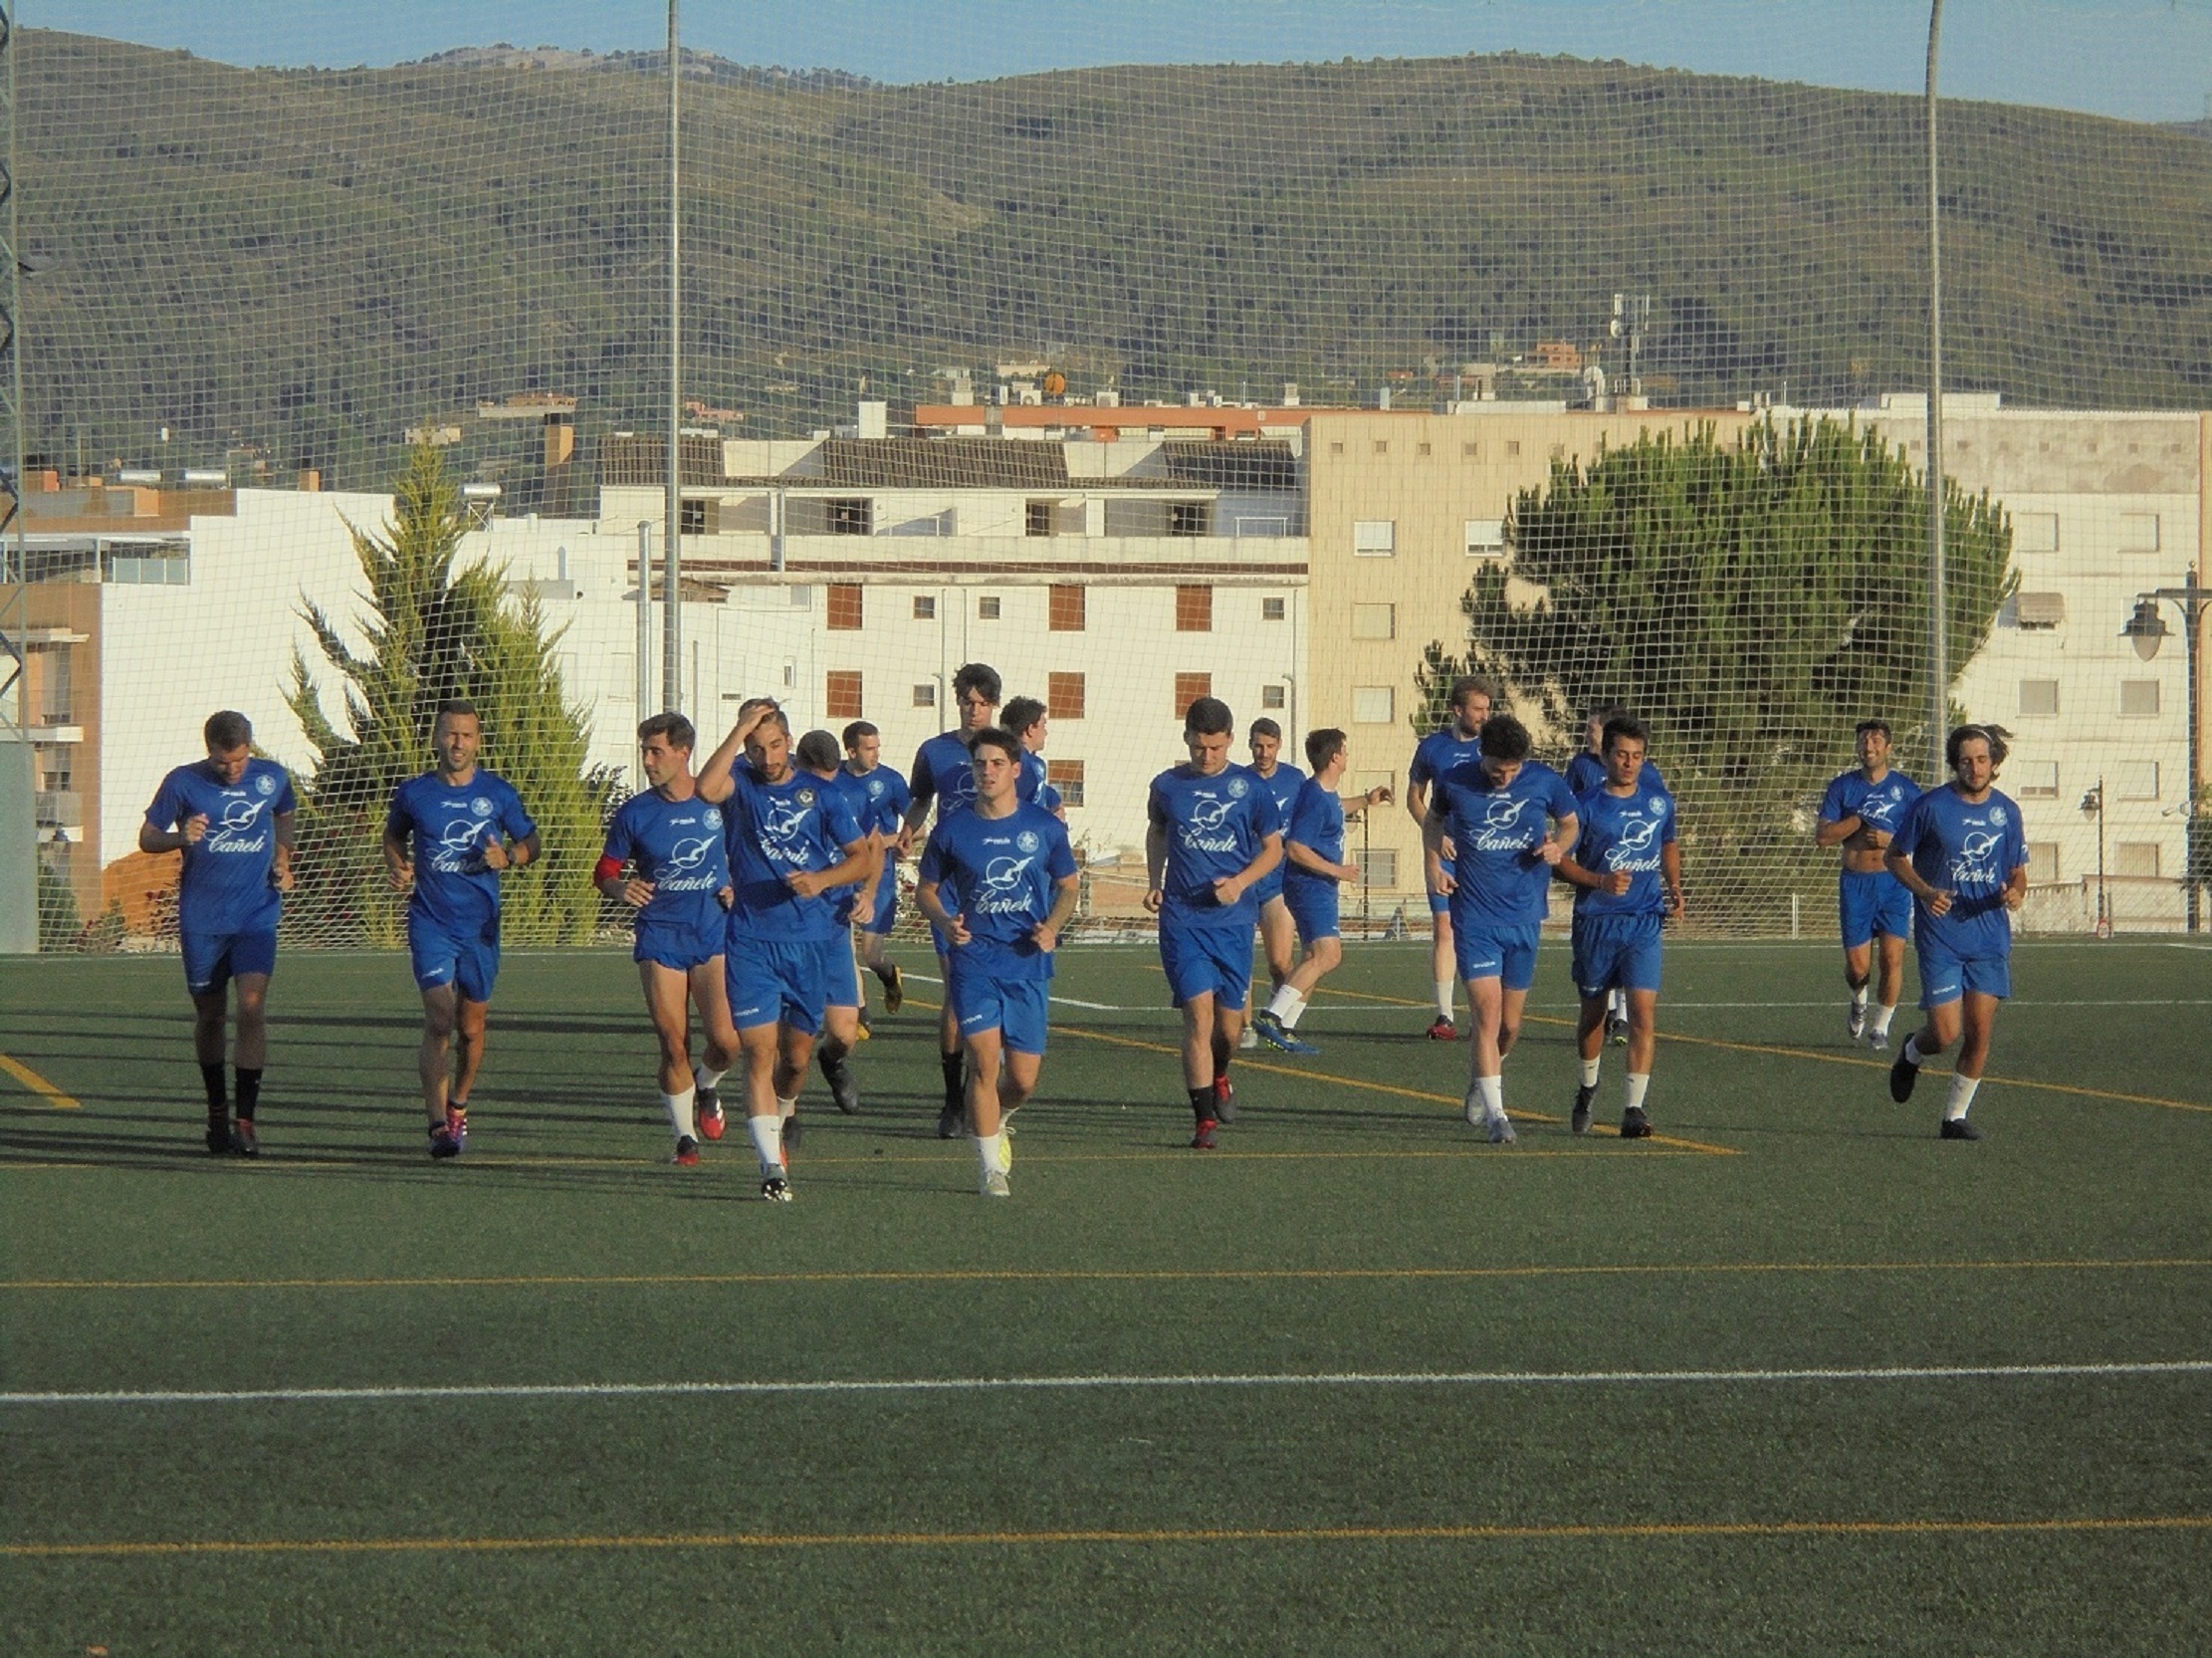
1428, 886, 1451, 917
725, 934, 837, 1035
1916, 945, 2011, 1010
409, 916, 500, 1003
1840, 869, 1913, 949
948, 961, 1051, 1056
1159, 921, 1253, 1011
859, 863, 900, 936
1283, 878, 1341, 946
825, 937, 862, 1010
1572, 913, 1663, 998
1251, 868, 1286, 907
180, 928, 277, 996
633, 910, 725, 973
1453, 920, 1541, 992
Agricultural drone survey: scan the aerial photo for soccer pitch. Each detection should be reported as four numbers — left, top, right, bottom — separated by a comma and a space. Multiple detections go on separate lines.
3, 940, 2208, 1652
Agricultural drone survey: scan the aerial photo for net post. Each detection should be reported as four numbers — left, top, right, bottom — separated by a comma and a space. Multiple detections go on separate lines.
663, 0, 683, 717
1924, 0, 1947, 784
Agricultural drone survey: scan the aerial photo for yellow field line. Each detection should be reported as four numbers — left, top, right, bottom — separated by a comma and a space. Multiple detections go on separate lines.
9, 1514, 2207, 1558
0, 1053, 81, 1110
10, 1257, 2203, 1294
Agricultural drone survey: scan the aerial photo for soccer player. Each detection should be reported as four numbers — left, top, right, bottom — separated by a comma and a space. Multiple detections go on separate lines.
1424, 713, 1578, 1144
840, 720, 913, 1018
596, 713, 740, 1167
697, 699, 872, 1200
1145, 696, 1285, 1149
1001, 695, 1067, 820
1563, 705, 1668, 1047
1882, 725, 2029, 1141
1239, 718, 1307, 1050
1557, 715, 1683, 1138
1251, 729, 1391, 1056
138, 710, 296, 1155
901, 662, 1040, 1138
916, 727, 1081, 1197
1817, 718, 1923, 1051
383, 700, 541, 1159
797, 728, 882, 1116
1406, 675, 1494, 1039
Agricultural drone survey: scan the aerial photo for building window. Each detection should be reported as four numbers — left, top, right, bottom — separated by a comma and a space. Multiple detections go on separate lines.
1048, 671, 1086, 720
1047, 759, 1086, 809
1352, 519, 1397, 557
826, 671, 863, 720
1355, 847, 1398, 888
1505, 440, 1522, 458
1174, 672, 1213, 715
2015, 511, 2059, 554
1462, 441, 1480, 459
2024, 841, 2060, 884
1176, 586, 1213, 632
1261, 596, 1286, 621
1025, 500, 1055, 537
1168, 501, 1210, 537
1352, 602, 1396, 640
826, 497, 872, 536
913, 683, 937, 709
2118, 680, 2161, 718
1373, 440, 1390, 455
679, 498, 709, 536
826, 584, 863, 630
1352, 686, 1395, 725
1417, 442, 1432, 458
2114, 841, 2161, 879
1261, 684, 1287, 709
1049, 585, 1086, 631
2116, 761, 2160, 800
913, 594, 937, 620
2013, 592, 2065, 629
2014, 762, 2060, 799
2118, 512, 2160, 554
978, 594, 1002, 620
2018, 679, 2060, 716
1329, 441, 1345, 456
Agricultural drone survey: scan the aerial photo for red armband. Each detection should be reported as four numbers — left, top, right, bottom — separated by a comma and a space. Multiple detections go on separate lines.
594, 854, 626, 885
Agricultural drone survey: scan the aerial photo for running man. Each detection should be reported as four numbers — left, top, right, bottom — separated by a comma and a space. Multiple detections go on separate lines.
1239, 718, 1307, 1050
916, 727, 1081, 1197
1424, 713, 1578, 1144
1557, 715, 1683, 1138
1251, 728, 1390, 1055
1406, 675, 1494, 1039
383, 700, 541, 1159
1563, 705, 1667, 1046
697, 700, 873, 1200
1882, 725, 2028, 1141
1145, 696, 1285, 1149
798, 728, 882, 1117
841, 720, 913, 1018
596, 713, 740, 1166
1001, 695, 1067, 820
1817, 718, 1922, 1052
139, 709, 296, 1155
902, 662, 1040, 1138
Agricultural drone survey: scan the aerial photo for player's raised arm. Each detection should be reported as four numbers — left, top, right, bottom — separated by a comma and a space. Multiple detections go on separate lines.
696, 698, 776, 805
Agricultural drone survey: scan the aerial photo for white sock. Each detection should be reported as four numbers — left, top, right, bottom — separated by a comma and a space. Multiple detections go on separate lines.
663, 1086, 697, 1141
1580, 1057, 1601, 1087
1900, 1034, 1924, 1069
1473, 1073, 1504, 1120
1268, 985, 1304, 1024
694, 1063, 727, 1092
746, 1112, 783, 1175
1945, 1074, 1979, 1122
977, 1131, 1004, 1179
776, 1095, 797, 1120
1625, 1072, 1651, 1112
1870, 1005, 1895, 1039
1609, 989, 1626, 1020
1851, 984, 1869, 1012
1435, 981, 1455, 1020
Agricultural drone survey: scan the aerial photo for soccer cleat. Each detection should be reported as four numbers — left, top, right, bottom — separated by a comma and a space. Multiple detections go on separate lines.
1940, 1116, 1984, 1141
696, 1089, 726, 1141
1252, 1010, 1318, 1056
982, 1167, 1011, 1198
1607, 1015, 1630, 1047
1620, 1105, 1654, 1140
997, 1120, 1014, 1173
671, 1135, 700, 1167
1889, 1051, 1919, 1103
762, 1175, 793, 1202
1237, 1024, 1259, 1051
230, 1118, 260, 1158
1213, 1073, 1237, 1124
1487, 1112, 1517, 1145
937, 1099, 965, 1140
1571, 1083, 1597, 1135
883, 964, 905, 1015
1867, 1030, 1891, 1054
852, 1012, 873, 1044
781, 1112, 803, 1154
1847, 1002, 1868, 1042
1191, 1116, 1219, 1150
428, 1122, 464, 1160
823, 1054, 861, 1115
1426, 1017, 1458, 1042
206, 1117, 233, 1156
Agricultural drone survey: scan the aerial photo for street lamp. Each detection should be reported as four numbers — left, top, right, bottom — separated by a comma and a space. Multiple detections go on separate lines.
2079, 779, 2107, 937
2120, 567, 2209, 932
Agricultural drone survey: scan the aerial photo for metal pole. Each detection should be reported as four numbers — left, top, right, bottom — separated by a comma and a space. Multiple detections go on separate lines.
1924, 0, 1948, 782
636, 522, 654, 776
2187, 573, 2203, 933
663, 0, 683, 714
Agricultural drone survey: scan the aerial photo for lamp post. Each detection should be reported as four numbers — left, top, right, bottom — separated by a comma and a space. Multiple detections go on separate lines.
2079, 779, 2106, 937
2120, 565, 2209, 932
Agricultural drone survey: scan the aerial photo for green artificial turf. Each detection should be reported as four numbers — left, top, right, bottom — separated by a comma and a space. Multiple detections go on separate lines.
3, 940, 2208, 1653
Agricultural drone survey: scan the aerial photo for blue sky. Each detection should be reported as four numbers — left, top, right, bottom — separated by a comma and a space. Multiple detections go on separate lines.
33, 0, 2212, 123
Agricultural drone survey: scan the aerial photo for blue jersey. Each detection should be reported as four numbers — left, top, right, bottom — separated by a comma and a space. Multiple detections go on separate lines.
1432, 762, 1579, 926
919, 802, 1079, 980
1410, 727, 1485, 797
716, 761, 866, 942
818, 769, 875, 926
1570, 779, 1678, 917
143, 758, 297, 936
386, 771, 537, 932
1250, 763, 1306, 899
909, 730, 1041, 826
1148, 762, 1285, 931
1819, 768, 1923, 842
841, 762, 912, 839
601, 787, 731, 930
1565, 753, 1669, 798
1282, 777, 1348, 899
1890, 784, 2028, 959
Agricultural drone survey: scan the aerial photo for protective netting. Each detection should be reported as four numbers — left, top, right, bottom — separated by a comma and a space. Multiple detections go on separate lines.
3, 5, 2207, 950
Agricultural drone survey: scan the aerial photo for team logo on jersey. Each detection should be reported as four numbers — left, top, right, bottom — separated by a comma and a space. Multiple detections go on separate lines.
440, 818, 489, 852
795, 788, 816, 808
867, 779, 885, 799
206, 797, 270, 854
1604, 815, 1664, 870
1015, 829, 1040, 854
1469, 794, 1538, 853
701, 806, 722, 829
666, 837, 715, 872
1949, 829, 2005, 886
255, 773, 277, 797
982, 855, 1034, 892
1226, 776, 1249, 799
1988, 805, 2007, 827
1188, 796, 1235, 831
471, 797, 493, 818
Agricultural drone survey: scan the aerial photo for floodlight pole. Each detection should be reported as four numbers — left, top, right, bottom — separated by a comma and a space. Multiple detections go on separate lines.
2131, 573, 2209, 932
635, 522, 653, 788
1924, 0, 1948, 782
662, 0, 683, 715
